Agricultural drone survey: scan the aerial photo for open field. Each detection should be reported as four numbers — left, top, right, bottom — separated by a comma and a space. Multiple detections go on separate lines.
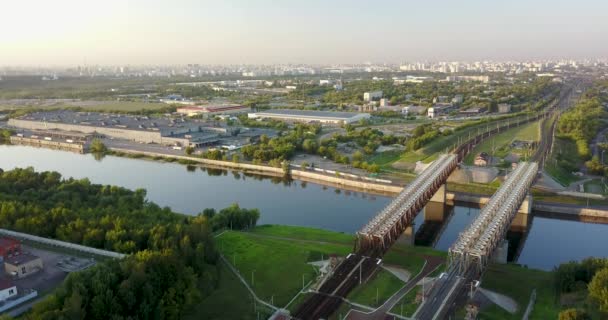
346, 269, 404, 308
0, 101, 169, 113
186, 262, 272, 320
476, 264, 558, 320
463, 121, 540, 165
216, 227, 352, 307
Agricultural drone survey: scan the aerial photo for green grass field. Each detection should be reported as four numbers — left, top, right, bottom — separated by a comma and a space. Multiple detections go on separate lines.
216, 227, 352, 307
0, 101, 168, 113
389, 286, 420, 317
250, 224, 354, 244
347, 269, 404, 308
463, 121, 540, 165
186, 262, 273, 320
476, 264, 559, 320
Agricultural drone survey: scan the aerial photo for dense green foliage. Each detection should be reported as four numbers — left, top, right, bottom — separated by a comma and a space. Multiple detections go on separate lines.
554, 258, 608, 317
589, 268, 608, 312
0, 128, 13, 142
241, 123, 320, 162
558, 98, 606, 160
0, 167, 260, 319
559, 308, 591, 320
89, 138, 107, 154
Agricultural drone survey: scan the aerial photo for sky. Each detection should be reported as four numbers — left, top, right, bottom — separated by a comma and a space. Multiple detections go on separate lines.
2, 0, 607, 66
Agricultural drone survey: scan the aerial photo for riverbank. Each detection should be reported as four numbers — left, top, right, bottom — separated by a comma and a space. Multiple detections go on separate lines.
108, 146, 608, 219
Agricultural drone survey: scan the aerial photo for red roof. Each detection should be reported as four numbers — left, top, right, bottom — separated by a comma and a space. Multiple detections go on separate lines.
0, 237, 19, 250
0, 278, 15, 290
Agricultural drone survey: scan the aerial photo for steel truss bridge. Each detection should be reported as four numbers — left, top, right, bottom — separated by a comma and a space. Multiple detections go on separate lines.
355, 154, 459, 255
415, 162, 539, 320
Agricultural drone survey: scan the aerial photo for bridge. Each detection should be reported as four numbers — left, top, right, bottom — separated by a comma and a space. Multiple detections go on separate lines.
415, 162, 539, 320
355, 154, 459, 255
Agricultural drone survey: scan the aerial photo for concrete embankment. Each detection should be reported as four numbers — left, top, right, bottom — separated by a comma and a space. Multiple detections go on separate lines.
109, 147, 403, 196
109, 147, 608, 219
10, 136, 86, 153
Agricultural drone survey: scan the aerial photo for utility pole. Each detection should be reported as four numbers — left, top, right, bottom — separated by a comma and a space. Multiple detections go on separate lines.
251, 270, 255, 287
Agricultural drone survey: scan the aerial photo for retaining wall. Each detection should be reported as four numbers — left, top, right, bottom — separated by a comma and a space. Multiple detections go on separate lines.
10, 136, 86, 153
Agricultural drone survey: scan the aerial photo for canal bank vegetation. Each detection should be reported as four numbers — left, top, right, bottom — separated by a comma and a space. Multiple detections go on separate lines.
554, 258, 608, 319
0, 167, 261, 319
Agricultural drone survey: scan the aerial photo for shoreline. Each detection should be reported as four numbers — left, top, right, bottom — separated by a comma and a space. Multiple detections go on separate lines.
7, 142, 608, 219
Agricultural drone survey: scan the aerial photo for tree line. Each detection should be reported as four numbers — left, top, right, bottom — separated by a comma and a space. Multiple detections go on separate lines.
0, 167, 259, 320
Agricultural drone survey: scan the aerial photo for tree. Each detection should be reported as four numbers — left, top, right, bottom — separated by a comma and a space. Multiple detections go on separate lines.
90, 139, 107, 153
184, 146, 194, 155
589, 267, 608, 312
302, 139, 318, 154
558, 308, 591, 320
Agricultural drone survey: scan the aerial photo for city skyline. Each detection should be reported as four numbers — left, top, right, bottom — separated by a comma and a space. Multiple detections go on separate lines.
2, 0, 608, 66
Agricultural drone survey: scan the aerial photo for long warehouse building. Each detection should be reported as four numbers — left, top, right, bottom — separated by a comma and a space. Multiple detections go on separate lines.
8, 110, 227, 146
248, 109, 370, 125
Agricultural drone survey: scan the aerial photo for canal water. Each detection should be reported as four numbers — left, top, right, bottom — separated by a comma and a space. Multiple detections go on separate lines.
1, 145, 606, 270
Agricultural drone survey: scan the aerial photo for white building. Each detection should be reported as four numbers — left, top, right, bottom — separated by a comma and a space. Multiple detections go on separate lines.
363, 91, 383, 102
248, 109, 370, 125
0, 279, 17, 301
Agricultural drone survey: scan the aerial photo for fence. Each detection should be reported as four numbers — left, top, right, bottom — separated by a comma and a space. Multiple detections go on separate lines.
0, 229, 126, 259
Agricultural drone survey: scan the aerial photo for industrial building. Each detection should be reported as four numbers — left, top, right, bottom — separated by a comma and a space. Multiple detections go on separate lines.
176, 105, 250, 118
248, 109, 371, 125
8, 111, 229, 147
4, 253, 43, 279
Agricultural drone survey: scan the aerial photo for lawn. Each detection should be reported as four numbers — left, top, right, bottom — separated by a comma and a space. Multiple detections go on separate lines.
463, 121, 540, 165
477, 263, 559, 320
216, 229, 352, 307
346, 269, 405, 308
186, 262, 273, 320
389, 286, 420, 317
250, 224, 354, 245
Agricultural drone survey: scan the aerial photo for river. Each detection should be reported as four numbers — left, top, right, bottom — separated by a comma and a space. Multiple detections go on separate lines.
1, 145, 606, 270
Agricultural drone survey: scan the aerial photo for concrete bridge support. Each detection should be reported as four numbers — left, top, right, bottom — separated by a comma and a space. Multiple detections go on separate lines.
492, 240, 509, 264
518, 194, 533, 214
430, 184, 446, 203
398, 224, 415, 245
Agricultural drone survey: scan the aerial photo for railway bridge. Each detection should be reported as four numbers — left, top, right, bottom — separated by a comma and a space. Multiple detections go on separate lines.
415, 162, 539, 320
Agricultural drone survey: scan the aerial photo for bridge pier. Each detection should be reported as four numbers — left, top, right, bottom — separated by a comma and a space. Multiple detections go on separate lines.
517, 194, 533, 214
398, 223, 415, 245
430, 183, 446, 203
492, 240, 509, 264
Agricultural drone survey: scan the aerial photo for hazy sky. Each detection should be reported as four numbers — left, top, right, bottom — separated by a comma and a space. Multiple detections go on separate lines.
2, 0, 607, 66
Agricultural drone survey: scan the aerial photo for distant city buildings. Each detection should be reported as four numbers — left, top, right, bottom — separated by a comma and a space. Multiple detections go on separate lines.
445, 75, 490, 83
